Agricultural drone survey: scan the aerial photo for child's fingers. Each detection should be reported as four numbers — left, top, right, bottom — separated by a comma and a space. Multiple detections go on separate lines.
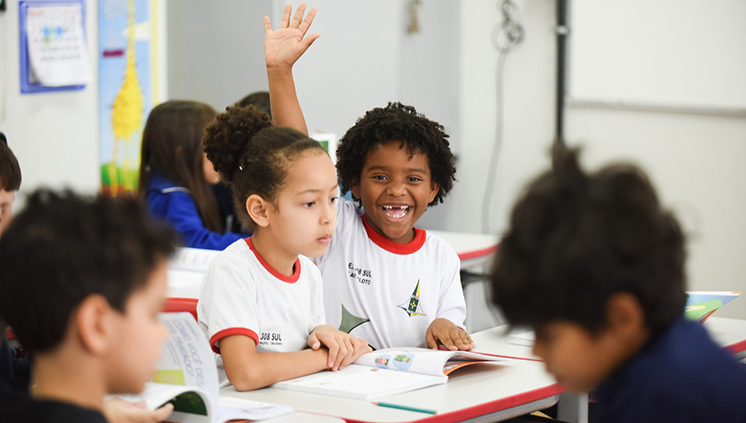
279, 4, 293, 28
290, 3, 307, 29
263, 16, 273, 35
297, 7, 317, 35
298, 33, 320, 55
307, 332, 321, 350
455, 330, 475, 350
425, 330, 440, 349
337, 338, 355, 369
332, 339, 349, 371
153, 403, 175, 421
439, 334, 459, 351
327, 342, 339, 369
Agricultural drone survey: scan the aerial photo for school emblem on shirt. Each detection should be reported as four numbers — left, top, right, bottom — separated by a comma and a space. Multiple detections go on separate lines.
398, 280, 426, 317
338, 304, 371, 334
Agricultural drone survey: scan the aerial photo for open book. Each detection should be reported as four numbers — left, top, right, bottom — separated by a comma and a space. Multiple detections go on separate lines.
272, 348, 503, 400
115, 312, 293, 422
685, 291, 740, 323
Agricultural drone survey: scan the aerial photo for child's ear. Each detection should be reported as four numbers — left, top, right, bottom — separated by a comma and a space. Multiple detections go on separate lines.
246, 194, 271, 228
350, 180, 361, 201
606, 292, 647, 340
428, 181, 440, 204
75, 294, 115, 354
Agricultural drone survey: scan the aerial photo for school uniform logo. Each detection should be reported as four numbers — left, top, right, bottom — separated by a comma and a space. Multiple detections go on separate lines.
398, 280, 426, 317
338, 304, 370, 334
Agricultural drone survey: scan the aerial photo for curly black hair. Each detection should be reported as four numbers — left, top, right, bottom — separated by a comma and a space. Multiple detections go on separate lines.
490, 146, 687, 335
336, 102, 455, 206
203, 105, 325, 231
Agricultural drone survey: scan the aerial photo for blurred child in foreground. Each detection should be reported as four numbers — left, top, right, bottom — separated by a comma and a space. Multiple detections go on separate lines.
490, 146, 746, 423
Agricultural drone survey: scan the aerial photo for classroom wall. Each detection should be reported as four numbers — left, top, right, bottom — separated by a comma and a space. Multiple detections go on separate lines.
0, 0, 101, 203
444, 1, 746, 320
2, 1, 744, 320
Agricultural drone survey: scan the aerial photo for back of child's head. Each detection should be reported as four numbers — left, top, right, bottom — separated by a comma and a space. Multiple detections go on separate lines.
203, 105, 326, 231
138, 100, 221, 231
0, 133, 21, 192
491, 146, 687, 335
336, 102, 455, 206
0, 189, 177, 355
236, 91, 272, 119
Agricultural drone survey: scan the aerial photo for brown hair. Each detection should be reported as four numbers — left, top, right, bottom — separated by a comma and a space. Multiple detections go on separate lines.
0, 133, 22, 191
138, 100, 221, 231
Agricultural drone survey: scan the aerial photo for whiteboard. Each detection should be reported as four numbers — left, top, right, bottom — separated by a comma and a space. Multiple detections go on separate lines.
568, 0, 746, 112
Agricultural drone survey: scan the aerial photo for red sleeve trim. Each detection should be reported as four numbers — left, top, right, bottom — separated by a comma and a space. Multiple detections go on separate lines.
209, 328, 258, 354
361, 214, 426, 255
245, 237, 301, 283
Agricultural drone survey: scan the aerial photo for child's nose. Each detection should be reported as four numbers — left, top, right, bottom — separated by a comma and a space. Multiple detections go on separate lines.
321, 201, 335, 224
386, 181, 406, 197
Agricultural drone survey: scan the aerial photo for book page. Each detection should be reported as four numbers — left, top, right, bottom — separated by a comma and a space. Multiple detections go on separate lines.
216, 397, 294, 421
354, 348, 503, 377
154, 313, 219, 401
274, 365, 446, 400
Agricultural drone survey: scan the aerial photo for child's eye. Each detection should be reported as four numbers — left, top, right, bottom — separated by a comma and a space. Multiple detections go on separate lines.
408, 177, 423, 182
303, 202, 316, 208
330, 197, 339, 204
372, 175, 387, 181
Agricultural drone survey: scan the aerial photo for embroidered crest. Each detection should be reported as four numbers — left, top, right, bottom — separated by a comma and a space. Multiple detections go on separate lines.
398, 280, 426, 317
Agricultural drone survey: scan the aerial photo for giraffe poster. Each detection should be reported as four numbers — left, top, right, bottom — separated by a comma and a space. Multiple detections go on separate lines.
98, 0, 153, 196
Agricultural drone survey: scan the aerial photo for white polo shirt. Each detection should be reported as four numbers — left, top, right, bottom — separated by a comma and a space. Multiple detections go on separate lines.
314, 199, 466, 349
198, 237, 325, 355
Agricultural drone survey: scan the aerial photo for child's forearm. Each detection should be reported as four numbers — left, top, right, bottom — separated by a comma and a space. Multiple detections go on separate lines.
226, 347, 329, 391
267, 67, 309, 135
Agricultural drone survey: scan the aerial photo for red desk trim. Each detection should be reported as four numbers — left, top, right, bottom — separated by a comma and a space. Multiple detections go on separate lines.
457, 245, 498, 262
343, 383, 566, 423
724, 338, 746, 355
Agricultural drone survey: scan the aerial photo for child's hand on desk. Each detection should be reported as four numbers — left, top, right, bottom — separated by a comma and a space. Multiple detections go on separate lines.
264, 3, 320, 71
426, 318, 475, 351
102, 397, 174, 423
308, 325, 372, 371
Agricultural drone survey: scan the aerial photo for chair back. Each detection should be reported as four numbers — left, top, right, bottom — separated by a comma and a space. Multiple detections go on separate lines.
162, 297, 199, 321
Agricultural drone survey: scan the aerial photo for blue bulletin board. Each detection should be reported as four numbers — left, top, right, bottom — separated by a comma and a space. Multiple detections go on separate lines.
19, 0, 88, 94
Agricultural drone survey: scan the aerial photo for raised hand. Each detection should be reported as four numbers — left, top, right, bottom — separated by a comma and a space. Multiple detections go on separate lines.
264, 3, 320, 71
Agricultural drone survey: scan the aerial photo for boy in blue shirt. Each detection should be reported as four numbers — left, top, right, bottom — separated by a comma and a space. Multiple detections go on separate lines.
490, 147, 746, 422
0, 190, 178, 422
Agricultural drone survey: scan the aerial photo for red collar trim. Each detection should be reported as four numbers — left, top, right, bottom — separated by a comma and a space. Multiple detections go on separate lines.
361, 214, 426, 255
245, 237, 300, 283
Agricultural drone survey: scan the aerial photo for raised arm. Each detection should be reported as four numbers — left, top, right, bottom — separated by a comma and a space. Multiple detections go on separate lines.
264, 3, 319, 135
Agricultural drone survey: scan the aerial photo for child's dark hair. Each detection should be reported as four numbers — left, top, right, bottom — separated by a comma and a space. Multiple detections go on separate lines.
236, 91, 272, 119
138, 100, 221, 231
0, 189, 177, 354
203, 105, 325, 231
0, 133, 22, 191
490, 146, 687, 335
336, 102, 455, 206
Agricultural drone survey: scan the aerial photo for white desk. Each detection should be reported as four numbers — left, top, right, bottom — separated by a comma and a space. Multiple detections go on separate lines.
704, 317, 746, 360
220, 326, 564, 423
265, 413, 345, 423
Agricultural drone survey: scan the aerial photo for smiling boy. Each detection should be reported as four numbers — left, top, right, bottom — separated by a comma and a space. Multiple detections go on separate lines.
490, 147, 746, 422
263, 4, 473, 350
